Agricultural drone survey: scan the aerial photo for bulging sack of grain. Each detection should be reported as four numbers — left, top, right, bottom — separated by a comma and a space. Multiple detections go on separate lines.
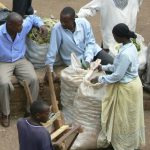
26, 18, 57, 69
26, 38, 49, 68
61, 53, 88, 123
71, 69, 106, 150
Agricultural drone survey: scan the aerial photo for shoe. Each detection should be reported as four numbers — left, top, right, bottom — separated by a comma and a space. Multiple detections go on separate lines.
1, 114, 10, 127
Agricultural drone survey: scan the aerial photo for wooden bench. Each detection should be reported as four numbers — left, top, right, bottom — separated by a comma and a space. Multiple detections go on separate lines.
10, 66, 65, 116
10, 66, 150, 115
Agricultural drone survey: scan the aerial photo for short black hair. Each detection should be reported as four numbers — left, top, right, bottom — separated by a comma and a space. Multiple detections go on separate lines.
60, 7, 75, 18
30, 100, 48, 116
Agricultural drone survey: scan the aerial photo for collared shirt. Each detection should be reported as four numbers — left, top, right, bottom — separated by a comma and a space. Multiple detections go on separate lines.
46, 18, 101, 71
77, 0, 142, 50
0, 15, 44, 62
99, 43, 139, 84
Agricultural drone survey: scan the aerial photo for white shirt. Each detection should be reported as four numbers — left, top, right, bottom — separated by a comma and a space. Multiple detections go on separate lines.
78, 0, 143, 52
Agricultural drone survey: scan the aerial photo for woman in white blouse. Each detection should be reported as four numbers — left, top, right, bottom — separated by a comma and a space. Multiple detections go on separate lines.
91, 23, 145, 150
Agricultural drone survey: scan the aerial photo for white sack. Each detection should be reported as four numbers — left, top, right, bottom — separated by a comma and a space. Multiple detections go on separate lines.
26, 38, 49, 69
71, 70, 106, 150
61, 53, 88, 123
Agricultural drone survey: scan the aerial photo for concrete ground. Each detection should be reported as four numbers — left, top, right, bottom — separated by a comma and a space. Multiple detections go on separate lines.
0, 0, 150, 149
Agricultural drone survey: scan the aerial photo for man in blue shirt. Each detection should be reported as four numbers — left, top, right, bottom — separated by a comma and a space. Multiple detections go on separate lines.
46, 7, 113, 80
0, 12, 47, 127
17, 100, 54, 150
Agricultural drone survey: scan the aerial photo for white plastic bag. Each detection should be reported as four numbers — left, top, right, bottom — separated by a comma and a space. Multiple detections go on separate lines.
71, 70, 106, 150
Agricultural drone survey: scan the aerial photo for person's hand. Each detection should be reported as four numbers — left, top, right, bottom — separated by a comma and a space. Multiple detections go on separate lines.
97, 64, 102, 72
44, 71, 60, 83
81, 58, 90, 70
85, 61, 90, 69
52, 72, 60, 83
39, 25, 48, 37
90, 76, 99, 84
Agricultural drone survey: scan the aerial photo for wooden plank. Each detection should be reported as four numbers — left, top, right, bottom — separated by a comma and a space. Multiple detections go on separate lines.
47, 66, 63, 129
51, 125, 69, 140
43, 111, 61, 128
52, 125, 81, 150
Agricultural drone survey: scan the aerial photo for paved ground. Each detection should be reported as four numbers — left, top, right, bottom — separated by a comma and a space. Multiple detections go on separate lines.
0, 0, 150, 149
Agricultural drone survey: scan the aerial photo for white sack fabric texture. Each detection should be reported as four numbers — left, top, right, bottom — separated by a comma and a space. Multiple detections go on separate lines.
61, 53, 88, 123
71, 70, 106, 150
61, 54, 106, 149
26, 38, 49, 69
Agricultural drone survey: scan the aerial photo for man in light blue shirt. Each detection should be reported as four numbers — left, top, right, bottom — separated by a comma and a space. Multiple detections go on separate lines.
46, 7, 113, 79
0, 12, 47, 127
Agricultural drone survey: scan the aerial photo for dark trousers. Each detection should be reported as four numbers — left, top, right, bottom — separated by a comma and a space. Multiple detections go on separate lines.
94, 50, 114, 65
94, 50, 114, 74
12, 0, 33, 16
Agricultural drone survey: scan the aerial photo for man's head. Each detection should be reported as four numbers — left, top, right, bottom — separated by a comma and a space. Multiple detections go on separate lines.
6, 12, 23, 35
60, 7, 75, 30
30, 100, 50, 123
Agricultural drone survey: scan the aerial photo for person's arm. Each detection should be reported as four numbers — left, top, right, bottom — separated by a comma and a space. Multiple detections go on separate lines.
40, 130, 54, 150
83, 19, 102, 63
22, 15, 44, 35
99, 54, 130, 84
45, 25, 61, 72
77, 0, 102, 17
102, 64, 115, 72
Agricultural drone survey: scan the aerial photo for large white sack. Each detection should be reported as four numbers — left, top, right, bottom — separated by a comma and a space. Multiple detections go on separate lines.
26, 38, 49, 69
61, 53, 88, 123
71, 70, 106, 150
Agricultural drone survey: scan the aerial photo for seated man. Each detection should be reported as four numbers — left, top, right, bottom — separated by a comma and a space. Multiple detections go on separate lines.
17, 100, 54, 150
46, 7, 113, 79
0, 12, 47, 127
